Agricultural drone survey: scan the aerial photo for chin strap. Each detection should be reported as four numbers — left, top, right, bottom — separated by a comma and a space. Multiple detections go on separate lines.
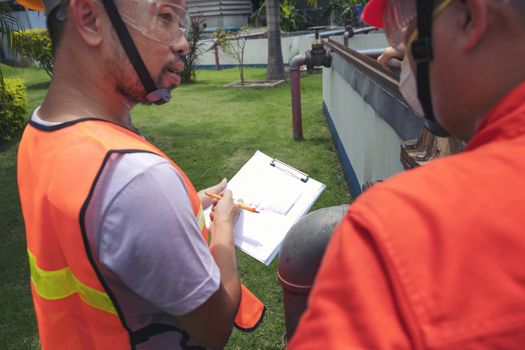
411, 0, 449, 137
100, 0, 171, 105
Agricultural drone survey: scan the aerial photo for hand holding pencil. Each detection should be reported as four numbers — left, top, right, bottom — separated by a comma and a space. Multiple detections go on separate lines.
205, 192, 260, 213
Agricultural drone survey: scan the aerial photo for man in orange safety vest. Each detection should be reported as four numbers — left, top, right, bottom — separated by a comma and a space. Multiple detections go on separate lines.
16, 0, 264, 349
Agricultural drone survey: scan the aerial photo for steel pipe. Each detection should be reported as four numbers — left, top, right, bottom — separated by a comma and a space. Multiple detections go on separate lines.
289, 43, 332, 141
357, 48, 387, 59
278, 205, 349, 340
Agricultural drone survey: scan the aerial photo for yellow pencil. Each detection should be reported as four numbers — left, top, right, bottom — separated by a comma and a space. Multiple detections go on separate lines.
205, 192, 260, 213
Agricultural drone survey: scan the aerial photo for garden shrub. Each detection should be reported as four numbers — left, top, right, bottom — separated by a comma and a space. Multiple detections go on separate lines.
12, 29, 54, 77
251, 0, 308, 31
182, 16, 206, 83
0, 78, 28, 141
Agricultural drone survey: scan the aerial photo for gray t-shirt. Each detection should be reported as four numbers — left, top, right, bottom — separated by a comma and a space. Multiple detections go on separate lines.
32, 110, 220, 349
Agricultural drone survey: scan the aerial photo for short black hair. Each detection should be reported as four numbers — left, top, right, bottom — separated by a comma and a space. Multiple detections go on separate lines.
46, 3, 68, 54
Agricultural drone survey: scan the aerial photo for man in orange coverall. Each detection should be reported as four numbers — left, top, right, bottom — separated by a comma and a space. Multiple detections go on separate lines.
288, 0, 525, 349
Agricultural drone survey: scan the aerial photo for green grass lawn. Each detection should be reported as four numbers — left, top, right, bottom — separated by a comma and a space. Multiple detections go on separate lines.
0, 64, 351, 349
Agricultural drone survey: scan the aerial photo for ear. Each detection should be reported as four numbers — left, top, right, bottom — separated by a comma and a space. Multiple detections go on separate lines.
460, 0, 489, 51
69, 0, 103, 47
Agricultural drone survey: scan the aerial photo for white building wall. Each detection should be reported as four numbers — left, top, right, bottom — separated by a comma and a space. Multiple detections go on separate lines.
196, 32, 388, 67
323, 65, 404, 188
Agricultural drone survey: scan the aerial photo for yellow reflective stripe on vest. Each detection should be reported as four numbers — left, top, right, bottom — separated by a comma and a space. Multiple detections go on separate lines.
196, 205, 205, 231
28, 251, 117, 315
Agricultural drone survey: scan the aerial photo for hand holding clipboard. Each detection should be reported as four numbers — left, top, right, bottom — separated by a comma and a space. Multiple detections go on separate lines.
204, 150, 325, 265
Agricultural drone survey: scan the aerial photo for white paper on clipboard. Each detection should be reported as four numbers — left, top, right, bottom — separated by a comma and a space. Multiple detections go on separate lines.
205, 150, 326, 265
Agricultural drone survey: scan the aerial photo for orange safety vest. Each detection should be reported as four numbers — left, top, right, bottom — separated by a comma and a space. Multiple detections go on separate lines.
17, 119, 265, 349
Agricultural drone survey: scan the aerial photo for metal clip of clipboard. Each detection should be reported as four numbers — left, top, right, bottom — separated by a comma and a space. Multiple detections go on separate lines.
270, 158, 310, 183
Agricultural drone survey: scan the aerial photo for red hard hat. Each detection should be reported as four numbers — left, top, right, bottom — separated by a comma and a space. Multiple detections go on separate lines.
361, 0, 387, 28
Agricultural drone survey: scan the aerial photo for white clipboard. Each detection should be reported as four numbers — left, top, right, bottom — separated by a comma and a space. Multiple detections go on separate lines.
205, 150, 326, 265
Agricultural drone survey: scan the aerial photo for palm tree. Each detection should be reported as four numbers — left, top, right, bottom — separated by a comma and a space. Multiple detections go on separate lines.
0, 1, 21, 103
266, 0, 284, 80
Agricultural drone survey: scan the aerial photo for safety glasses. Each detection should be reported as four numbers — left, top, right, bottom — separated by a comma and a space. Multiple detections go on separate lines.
117, 0, 189, 45
383, 0, 454, 52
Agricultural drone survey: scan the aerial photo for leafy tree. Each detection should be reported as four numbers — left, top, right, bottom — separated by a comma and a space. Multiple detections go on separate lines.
214, 28, 249, 84
323, 0, 369, 27
251, 0, 309, 32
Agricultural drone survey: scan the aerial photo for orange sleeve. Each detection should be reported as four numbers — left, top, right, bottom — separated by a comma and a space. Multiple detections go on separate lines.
287, 212, 412, 349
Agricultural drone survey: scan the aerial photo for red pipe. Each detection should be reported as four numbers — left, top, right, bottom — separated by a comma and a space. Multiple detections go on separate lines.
289, 54, 306, 141
291, 69, 303, 140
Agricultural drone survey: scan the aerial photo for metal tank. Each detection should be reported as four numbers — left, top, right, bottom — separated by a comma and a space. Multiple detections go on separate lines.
187, 0, 252, 29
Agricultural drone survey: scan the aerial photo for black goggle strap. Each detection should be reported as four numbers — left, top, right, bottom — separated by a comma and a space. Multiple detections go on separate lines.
411, 0, 449, 137
100, 0, 171, 104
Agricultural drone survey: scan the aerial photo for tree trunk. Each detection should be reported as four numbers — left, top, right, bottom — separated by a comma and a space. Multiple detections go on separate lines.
266, 0, 285, 80
240, 48, 245, 84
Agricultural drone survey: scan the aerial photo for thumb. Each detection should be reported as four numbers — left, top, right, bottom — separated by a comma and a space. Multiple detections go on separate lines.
221, 189, 233, 201
212, 178, 227, 193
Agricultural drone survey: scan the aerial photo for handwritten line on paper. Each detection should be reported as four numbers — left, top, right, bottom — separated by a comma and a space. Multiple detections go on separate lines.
230, 164, 303, 216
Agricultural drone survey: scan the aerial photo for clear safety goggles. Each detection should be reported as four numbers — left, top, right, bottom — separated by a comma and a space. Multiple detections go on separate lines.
117, 0, 189, 45
383, 0, 454, 53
